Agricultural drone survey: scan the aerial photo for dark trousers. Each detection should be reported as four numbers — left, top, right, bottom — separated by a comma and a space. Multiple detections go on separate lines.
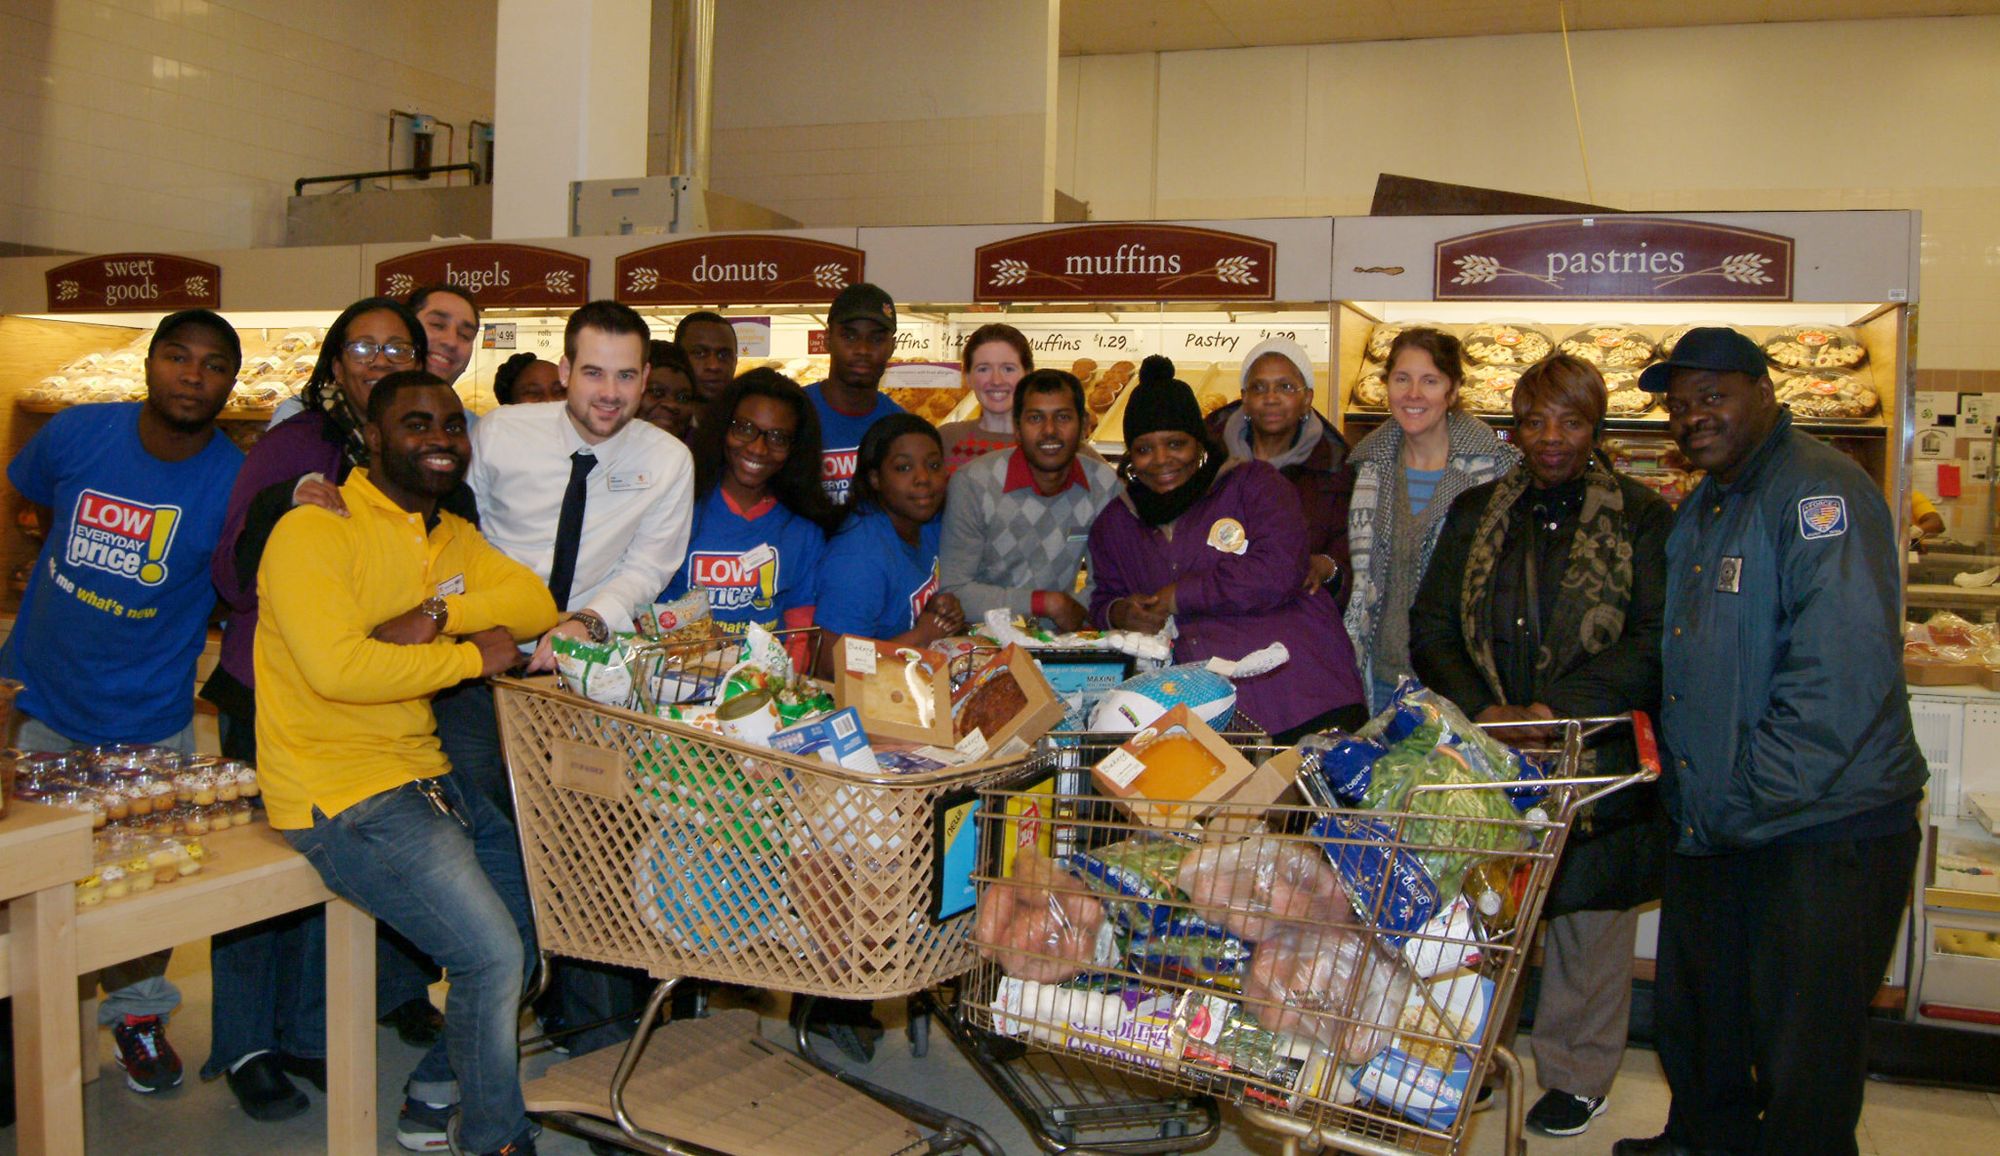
1656, 826, 1918, 1156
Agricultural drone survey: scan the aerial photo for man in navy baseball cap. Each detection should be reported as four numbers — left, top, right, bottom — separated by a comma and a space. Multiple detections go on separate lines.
1637, 326, 1769, 393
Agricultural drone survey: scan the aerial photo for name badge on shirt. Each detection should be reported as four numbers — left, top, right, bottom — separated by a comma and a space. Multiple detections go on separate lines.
436, 572, 467, 597
739, 543, 777, 571
607, 471, 654, 492
1715, 556, 1743, 595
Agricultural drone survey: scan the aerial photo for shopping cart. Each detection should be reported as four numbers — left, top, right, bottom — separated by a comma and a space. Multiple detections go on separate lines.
494, 650, 1041, 1156
958, 714, 1659, 1156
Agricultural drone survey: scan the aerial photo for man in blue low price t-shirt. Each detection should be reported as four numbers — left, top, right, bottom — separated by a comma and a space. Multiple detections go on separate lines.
805, 281, 904, 505
1, 308, 245, 1096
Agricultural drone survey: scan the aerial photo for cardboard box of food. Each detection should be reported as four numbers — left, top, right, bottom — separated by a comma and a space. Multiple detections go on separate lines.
834, 639, 956, 745
1090, 704, 1262, 828
1905, 658, 1985, 687
1980, 666, 2000, 693
949, 645, 1068, 757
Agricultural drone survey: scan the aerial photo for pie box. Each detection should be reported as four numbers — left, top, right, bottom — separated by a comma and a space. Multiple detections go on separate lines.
1981, 666, 2000, 693
949, 645, 1068, 756
1090, 704, 1286, 829
1904, 658, 1984, 687
834, 639, 956, 745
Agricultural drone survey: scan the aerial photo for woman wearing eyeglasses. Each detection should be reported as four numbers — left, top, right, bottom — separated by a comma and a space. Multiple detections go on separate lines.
659, 368, 841, 636
199, 295, 465, 1113
1206, 336, 1355, 601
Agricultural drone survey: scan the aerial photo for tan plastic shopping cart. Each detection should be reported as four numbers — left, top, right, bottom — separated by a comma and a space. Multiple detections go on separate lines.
958, 715, 1659, 1156
494, 658, 1054, 1155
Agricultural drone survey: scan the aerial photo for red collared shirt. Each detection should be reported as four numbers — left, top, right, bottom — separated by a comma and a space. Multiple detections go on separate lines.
1002, 448, 1090, 496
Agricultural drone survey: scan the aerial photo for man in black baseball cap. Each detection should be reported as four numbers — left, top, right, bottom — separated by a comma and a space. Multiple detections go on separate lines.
1614, 326, 1927, 1155
805, 282, 903, 504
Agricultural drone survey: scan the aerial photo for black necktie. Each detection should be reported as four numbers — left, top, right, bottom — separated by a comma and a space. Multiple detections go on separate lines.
547, 451, 596, 610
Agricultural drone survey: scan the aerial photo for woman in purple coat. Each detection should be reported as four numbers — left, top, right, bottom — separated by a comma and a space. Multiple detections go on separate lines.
1088, 356, 1366, 742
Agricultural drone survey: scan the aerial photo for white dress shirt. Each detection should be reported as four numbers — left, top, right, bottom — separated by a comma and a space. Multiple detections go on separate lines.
469, 401, 693, 632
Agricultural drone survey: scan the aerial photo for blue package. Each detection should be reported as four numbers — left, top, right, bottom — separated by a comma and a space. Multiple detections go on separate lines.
1349, 973, 1495, 1130
1312, 812, 1439, 947
1303, 734, 1389, 804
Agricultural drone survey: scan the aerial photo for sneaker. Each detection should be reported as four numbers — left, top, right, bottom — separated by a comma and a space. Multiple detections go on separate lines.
111, 1014, 183, 1093
223, 1051, 308, 1122
397, 1096, 455, 1152
381, 997, 445, 1047
1527, 1089, 1610, 1137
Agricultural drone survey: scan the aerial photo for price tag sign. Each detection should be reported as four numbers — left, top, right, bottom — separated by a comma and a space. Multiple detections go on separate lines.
843, 637, 877, 676
954, 728, 990, 760
1097, 747, 1146, 791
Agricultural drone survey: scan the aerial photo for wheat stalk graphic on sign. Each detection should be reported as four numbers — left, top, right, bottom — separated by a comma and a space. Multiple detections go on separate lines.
985, 258, 1086, 291
1655, 252, 1772, 290
545, 270, 574, 295
626, 267, 660, 293
811, 263, 849, 290
1450, 254, 1563, 289
56, 280, 79, 302
183, 275, 209, 297
386, 273, 415, 297
1159, 255, 1261, 290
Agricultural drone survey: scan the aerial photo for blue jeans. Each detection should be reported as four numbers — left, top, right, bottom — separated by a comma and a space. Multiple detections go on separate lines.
284, 774, 537, 1153
204, 708, 327, 1077
434, 680, 510, 818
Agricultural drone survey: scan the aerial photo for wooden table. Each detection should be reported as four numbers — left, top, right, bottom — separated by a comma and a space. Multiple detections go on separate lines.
0, 811, 377, 1156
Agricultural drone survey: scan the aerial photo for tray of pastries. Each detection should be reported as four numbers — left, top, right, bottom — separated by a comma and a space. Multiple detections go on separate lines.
1602, 369, 1657, 416
1350, 369, 1389, 409
1364, 320, 1447, 364
1559, 324, 1657, 368
1658, 322, 1743, 358
1461, 364, 1521, 414
1462, 322, 1553, 367
1763, 324, 1867, 371
1774, 368, 1879, 419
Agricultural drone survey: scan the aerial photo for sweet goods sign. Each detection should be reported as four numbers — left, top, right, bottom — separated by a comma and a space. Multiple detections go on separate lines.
45, 253, 222, 312
1435, 218, 1794, 301
615, 235, 862, 305
975, 225, 1275, 302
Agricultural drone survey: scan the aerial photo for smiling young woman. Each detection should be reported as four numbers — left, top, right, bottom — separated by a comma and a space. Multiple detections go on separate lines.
937, 322, 1034, 474
1343, 327, 1520, 709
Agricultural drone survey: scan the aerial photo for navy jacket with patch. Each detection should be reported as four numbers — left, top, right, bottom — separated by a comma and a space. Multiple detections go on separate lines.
1660, 409, 1926, 854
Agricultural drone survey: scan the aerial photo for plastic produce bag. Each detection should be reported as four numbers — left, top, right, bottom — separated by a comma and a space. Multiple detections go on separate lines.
1176, 836, 1353, 942
1241, 924, 1411, 1064
973, 847, 1117, 984
1064, 838, 1252, 986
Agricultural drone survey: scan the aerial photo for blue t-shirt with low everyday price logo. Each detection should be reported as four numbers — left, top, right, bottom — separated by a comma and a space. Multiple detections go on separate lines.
816, 505, 942, 641
1, 403, 242, 744
660, 486, 826, 634
805, 383, 904, 506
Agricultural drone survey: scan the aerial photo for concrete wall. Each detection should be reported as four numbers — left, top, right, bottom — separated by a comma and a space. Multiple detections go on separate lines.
0, 0, 495, 251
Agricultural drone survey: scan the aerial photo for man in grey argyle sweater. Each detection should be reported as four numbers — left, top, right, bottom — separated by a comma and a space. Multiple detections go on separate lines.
941, 369, 1119, 632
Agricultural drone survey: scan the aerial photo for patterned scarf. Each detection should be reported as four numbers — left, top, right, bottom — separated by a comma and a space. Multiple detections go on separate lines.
303, 376, 371, 468
1459, 454, 1634, 704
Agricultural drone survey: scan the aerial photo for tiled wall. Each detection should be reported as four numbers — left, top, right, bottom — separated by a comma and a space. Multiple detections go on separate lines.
706, 0, 1056, 227
0, 0, 495, 251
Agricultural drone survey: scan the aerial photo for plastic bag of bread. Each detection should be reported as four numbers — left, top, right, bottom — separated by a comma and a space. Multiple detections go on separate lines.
973, 847, 1116, 983
1176, 836, 1354, 942
1242, 924, 1410, 1063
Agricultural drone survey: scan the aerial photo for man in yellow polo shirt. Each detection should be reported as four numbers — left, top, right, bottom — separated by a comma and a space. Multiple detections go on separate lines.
255, 370, 557, 1156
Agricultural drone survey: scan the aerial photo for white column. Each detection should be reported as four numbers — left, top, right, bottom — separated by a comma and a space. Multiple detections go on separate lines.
492, 0, 653, 239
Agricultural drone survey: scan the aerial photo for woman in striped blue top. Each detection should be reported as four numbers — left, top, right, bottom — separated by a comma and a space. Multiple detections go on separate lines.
1343, 327, 1520, 709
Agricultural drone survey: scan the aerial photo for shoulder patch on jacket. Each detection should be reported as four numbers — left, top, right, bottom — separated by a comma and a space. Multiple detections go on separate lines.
1798, 494, 1848, 540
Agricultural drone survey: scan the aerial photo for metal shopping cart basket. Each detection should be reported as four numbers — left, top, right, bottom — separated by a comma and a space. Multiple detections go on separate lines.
957, 714, 1660, 1156
494, 644, 1048, 1156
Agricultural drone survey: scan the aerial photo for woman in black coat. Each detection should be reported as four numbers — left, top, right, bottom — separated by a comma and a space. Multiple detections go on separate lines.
1410, 353, 1673, 1139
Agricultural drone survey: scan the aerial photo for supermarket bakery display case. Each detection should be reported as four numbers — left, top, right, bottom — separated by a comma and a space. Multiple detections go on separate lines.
0, 230, 872, 612
1328, 211, 1920, 518
859, 219, 1339, 455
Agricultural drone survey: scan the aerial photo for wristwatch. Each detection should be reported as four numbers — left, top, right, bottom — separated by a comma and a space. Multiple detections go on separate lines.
567, 609, 611, 643
418, 596, 450, 630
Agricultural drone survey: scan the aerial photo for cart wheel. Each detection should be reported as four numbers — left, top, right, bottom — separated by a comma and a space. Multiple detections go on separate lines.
1161, 1116, 1188, 1139
1051, 1124, 1076, 1146
907, 1006, 930, 1057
